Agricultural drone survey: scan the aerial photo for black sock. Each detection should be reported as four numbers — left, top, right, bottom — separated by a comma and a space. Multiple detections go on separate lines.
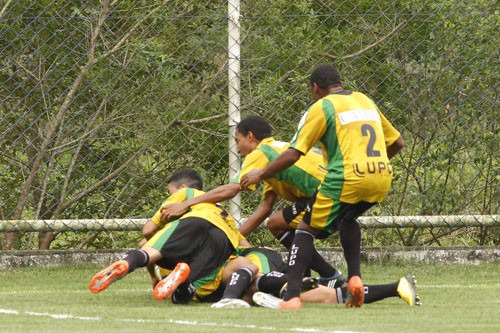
309, 249, 337, 278
278, 230, 295, 248
339, 219, 361, 279
256, 271, 287, 295
172, 281, 196, 304
339, 282, 398, 303
283, 230, 315, 301
278, 230, 312, 276
222, 267, 253, 299
122, 249, 149, 273
363, 282, 399, 303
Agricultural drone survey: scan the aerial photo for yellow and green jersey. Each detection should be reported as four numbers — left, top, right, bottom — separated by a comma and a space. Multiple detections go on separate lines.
151, 188, 240, 249
290, 91, 401, 203
233, 137, 327, 202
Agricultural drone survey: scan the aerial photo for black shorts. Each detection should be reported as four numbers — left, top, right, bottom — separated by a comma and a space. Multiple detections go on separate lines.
282, 197, 312, 224
148, 217, 234, 281
239, 247, 286, 273
282, 196, 330, 239
303, 200, 376, 236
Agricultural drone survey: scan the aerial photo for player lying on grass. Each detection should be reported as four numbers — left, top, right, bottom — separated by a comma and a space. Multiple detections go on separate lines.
252, 273, 422, 309
160, 115, 345, 288
154, 245, 421, 308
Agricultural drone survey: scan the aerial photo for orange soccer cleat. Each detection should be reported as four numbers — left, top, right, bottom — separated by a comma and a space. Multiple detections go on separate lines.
153, 262, 190, 300
345, 275, 365, 308
88, 260, 129, 294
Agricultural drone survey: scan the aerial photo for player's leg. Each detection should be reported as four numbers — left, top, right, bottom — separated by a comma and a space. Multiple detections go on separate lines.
211, 256, 258, 308
255, 276, 421, 308
270, 199, 311, 251
335, 201, 375, 307
88, 220, 175, 294
88, 245, 161, 294
253, 278, 325, 308
148, 218, 209, 300
276, 200, 346, 287
279, 190, 341, 310
267, 209, 295, 247
279, 224, 319, 310
338, 275, 421, 306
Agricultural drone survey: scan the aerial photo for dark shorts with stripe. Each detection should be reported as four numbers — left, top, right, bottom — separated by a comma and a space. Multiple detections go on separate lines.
302, 195, 376, 237
238, 247, 286, 273
148, 217, 234, 282
282, 196, 330, 239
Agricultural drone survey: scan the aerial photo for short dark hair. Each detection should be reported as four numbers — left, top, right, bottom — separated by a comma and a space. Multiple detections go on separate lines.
167, 168, 203, 190
310, 64, 342, 89
236, 116, 272, 140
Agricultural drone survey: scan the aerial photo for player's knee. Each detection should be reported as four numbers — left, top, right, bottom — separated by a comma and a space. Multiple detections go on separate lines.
267, 212, 289, 236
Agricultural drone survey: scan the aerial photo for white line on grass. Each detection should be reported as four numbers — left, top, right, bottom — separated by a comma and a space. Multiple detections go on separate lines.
0, 308, 366, 333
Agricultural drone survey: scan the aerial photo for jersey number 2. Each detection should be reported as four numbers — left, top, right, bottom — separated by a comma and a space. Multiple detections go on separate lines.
361, 124, 381, 157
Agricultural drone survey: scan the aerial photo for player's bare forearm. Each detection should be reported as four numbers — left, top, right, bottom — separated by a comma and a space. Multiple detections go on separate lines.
241, 148, 302, 188
160, 183, 240, 221
387, 136, 405, 159
239, 206, 272, 236
160, 202, 189, 221
181, 183, 240, 207
239, 191, 276, 236
142, 221, 159, 241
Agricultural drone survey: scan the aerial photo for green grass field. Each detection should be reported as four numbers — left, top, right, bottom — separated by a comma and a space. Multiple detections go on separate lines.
0, 261, 499, 333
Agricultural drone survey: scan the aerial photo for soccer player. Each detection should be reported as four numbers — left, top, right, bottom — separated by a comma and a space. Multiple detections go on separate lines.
152, 244, 420, 308
243, 247, 420, 308
88, 168, 256, 304
200, 246, 421, 308
160, 116, 346, 288
240, 64, 405, 309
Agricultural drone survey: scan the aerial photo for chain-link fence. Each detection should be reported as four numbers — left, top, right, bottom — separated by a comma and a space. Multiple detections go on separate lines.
0, 0, 498, 250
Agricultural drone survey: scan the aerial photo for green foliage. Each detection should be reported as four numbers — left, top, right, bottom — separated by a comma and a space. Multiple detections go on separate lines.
0, 0, 497, 249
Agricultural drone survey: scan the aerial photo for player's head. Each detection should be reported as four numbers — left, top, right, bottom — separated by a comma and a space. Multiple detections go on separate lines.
167, 168, 203, 194
237, 116, 272, 140
235, 116, 272, 157
309, 64, 342, 100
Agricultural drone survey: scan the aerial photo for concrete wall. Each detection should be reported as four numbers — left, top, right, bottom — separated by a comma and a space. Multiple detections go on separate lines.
1, 246, 499, 269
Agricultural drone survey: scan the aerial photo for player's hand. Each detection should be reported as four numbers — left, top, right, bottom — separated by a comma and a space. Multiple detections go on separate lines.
160, 203, 189, 222
240, 169, 262, 189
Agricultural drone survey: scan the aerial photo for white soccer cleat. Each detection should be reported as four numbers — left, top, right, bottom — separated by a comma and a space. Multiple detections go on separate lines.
211, 298, 250, 308
252, 292, 283, 309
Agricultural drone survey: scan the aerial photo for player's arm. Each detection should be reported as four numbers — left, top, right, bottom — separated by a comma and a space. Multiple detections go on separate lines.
140, 201, 167, 245
386, 136, 405, 159
142, 220, 160, 241
240, 148, 302, 189
160, 183, 240, 221
377, 109, 405, 159
239, 191, 277, 236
